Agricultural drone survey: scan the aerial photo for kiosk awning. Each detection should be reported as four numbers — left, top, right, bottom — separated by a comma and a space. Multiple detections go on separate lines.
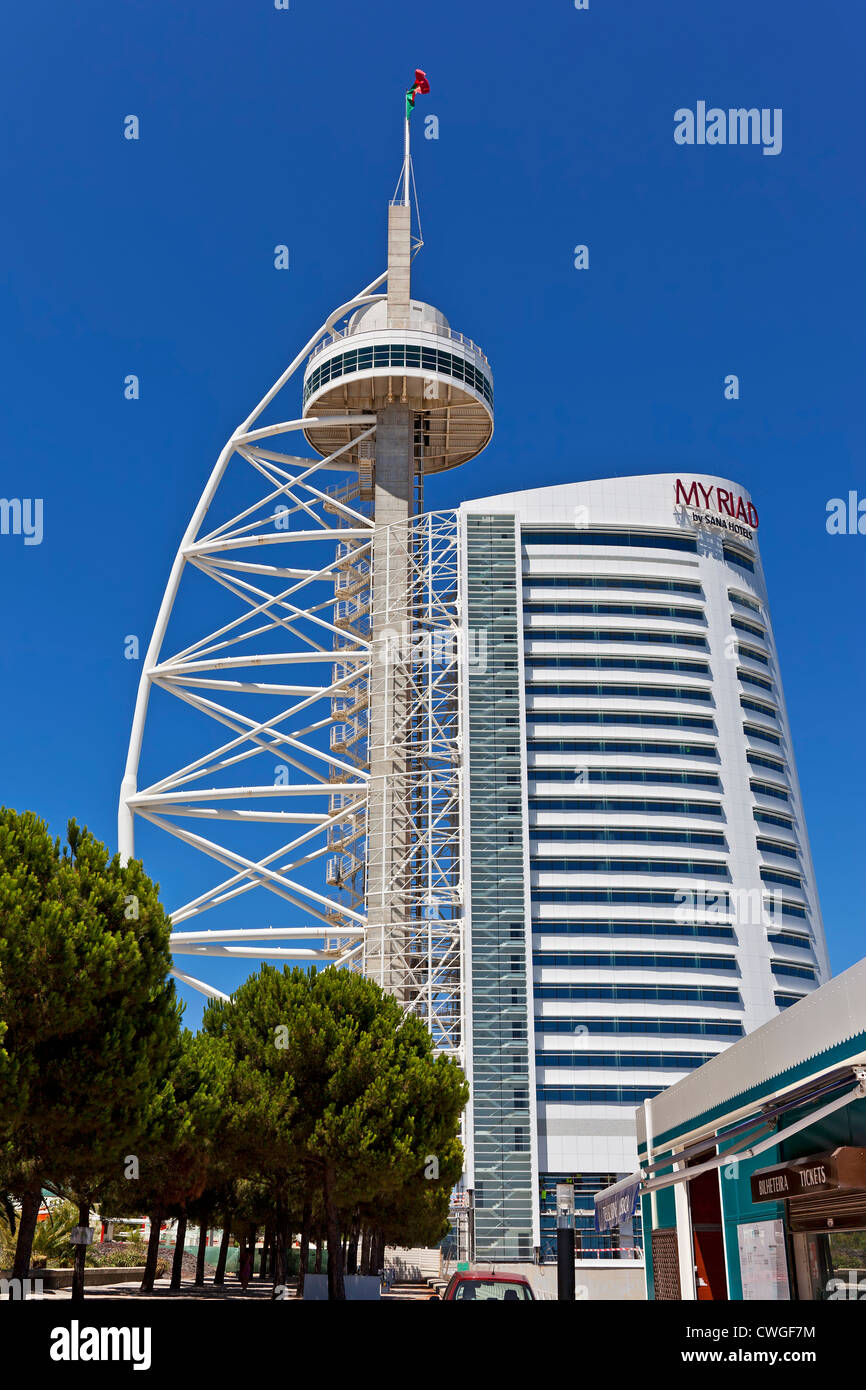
594, 1175, 641, 1232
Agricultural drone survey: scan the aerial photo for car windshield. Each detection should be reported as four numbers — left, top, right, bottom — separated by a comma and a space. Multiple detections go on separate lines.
454, 1279, 532, 1301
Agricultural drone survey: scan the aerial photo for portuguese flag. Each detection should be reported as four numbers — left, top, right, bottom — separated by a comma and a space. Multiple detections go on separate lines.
406, 69, 430, 118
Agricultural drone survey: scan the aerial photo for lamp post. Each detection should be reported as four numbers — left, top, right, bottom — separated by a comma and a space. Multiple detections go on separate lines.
556, 1183, 575, 1301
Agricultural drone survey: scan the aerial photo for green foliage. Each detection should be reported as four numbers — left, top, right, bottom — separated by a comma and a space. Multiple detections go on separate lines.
88, 1242, 152, 1269
0, 808, 182, 1272
202, 964, 468, 1259
0, 1199, 78, 1268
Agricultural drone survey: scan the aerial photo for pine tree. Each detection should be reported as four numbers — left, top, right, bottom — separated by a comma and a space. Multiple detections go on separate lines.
0, 809, 180, 1286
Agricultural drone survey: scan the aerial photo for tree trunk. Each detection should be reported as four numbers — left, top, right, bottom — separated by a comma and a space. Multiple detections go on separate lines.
259, 1222, 271, 1281
270, 1195, 287, 1299
248, 1224, 257, 1278
140, 1205, 164, 1293
213, 1215, 231, 1285
359, 1224, 372, 1277
323, 1165, 345, 1301
346, 1213, 360, 1276
297, 1199, 311, 1298
170, 1212, 187, 1290
194, 1208, 209, 1286
314, 1235, 322, 1273
11, 1186, 42, 1285
71, 1200, 89, 1302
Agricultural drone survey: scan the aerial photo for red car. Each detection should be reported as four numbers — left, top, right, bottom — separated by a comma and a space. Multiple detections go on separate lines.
441, 1270, 535, 1301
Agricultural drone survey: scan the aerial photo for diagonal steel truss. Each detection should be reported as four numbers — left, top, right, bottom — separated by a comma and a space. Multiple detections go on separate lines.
118, 273, 466, 1057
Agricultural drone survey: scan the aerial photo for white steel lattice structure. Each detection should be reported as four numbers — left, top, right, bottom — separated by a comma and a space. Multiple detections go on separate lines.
119, 174, 493, 1062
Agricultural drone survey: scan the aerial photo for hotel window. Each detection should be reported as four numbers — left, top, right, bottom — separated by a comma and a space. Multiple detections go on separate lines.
532, 857, 729, 877
523, 530, 699, 553
533, 1017, 744, 1038
524, 575, 704, 596
756, 838, 799, 860
729, 591, 762, 613
724, 545, 755, 572
534, 984, 741, 1003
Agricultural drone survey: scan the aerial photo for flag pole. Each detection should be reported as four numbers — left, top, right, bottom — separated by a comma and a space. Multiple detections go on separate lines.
403, 109, 410, 207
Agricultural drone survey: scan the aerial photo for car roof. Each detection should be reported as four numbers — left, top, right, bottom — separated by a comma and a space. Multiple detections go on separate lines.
449, 1271, 531, 1283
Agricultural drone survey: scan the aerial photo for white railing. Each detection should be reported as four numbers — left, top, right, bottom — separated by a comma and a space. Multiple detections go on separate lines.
308, 324, 490, 369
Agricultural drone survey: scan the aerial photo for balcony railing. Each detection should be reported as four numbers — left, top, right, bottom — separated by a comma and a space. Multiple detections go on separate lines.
308, 323, 490, 369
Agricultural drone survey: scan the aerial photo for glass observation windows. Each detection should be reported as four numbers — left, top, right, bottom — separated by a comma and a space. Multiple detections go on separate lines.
303, 341, 494, 406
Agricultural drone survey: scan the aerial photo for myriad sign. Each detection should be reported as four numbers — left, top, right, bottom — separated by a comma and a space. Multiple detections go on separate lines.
750, 1148, 866, 1204
675, 478, 758, 540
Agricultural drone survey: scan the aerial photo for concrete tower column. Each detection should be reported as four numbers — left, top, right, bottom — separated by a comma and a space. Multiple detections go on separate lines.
366, 204, 415, 996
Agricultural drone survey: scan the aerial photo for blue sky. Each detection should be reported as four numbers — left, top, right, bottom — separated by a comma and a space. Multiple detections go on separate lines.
1, 0, 863, 1027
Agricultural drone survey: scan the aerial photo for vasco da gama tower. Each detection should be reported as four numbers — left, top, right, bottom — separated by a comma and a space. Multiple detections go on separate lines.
119, 104, 829, 1266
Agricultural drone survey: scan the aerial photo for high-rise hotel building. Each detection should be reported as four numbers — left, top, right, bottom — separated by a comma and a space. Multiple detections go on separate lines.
458, 473, 830, 1262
